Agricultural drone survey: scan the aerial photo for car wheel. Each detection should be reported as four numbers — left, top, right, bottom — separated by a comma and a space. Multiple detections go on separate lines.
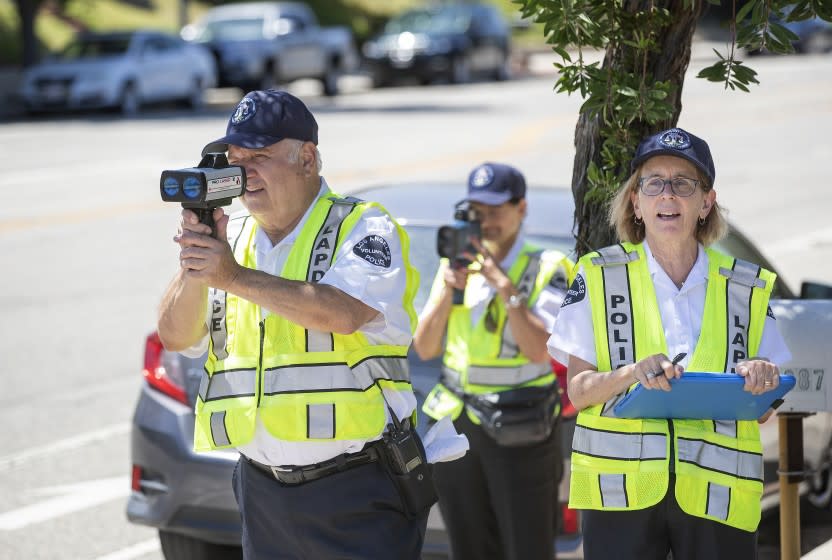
120, 83, 140, 117
494, 55, 511, 81
259, 63, 279, 91
321, 67, 339, 97
451, 54, 471, 84
187, 78, 205, 110
808, 444, 832, 509
158, 530, 242, 560
804, 32, 832, 54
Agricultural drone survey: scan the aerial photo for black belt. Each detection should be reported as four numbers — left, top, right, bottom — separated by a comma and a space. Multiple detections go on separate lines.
244, 443, 382, 486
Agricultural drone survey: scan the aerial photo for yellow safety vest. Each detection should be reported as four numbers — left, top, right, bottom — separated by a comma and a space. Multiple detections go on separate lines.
422, 243, 573, 423
194, 193, 419, 451
569, 242, 775, 532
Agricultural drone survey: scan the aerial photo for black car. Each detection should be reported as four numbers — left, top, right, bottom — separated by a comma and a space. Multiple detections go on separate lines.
362, 4, 511, 87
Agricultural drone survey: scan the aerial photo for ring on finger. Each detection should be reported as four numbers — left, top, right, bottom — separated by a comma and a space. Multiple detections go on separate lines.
645, 371, 661, 380
764, 379, 773, 387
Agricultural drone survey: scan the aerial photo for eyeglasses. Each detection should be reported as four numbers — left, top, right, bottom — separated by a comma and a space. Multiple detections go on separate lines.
638, 176, 701, 197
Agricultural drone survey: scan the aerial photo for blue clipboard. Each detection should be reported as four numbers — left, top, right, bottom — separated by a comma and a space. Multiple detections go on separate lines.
613, 372, 796, 420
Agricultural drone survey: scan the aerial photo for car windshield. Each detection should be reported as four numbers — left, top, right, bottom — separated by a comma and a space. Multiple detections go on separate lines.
196, 18, 265, 41
402, 223, 572, 313
58, 36, 131, 59
384, 8, 471, 34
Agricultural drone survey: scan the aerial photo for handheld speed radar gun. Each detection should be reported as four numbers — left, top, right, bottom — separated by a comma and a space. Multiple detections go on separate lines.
160, 152, 246, 233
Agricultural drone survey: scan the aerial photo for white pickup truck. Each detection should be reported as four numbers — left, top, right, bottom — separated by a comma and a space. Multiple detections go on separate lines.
181, 1, 358, 96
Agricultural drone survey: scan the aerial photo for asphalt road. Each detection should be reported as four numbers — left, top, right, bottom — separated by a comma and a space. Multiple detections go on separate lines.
0, 52, 831, 559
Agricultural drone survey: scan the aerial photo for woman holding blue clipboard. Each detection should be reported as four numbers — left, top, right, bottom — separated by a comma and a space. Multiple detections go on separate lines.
547, 128, 791, 560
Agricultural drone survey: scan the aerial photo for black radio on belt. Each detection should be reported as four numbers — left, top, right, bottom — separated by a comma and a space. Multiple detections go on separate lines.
380, 411, 438, 518
383, 420, 423, 474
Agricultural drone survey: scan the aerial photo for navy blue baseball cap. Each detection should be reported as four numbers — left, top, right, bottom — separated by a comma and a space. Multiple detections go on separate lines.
202, 90, 318, 155
630, 128, 715, 186
465, 163, 526, 205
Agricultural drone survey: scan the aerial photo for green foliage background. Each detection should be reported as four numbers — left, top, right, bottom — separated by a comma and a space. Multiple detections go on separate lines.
0, 0, 541, 66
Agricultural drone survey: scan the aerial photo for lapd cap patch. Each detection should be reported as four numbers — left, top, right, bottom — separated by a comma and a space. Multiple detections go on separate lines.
353, 235, 392, 268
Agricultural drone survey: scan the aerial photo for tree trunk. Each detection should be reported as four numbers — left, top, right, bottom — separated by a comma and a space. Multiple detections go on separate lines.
571, 0, 705, 257
16, 0, 39, 67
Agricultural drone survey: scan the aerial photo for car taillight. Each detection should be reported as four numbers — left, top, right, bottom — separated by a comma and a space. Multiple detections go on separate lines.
561, 503, 579, 534
143, 332, 188, 405
552, 358, 577, 418
131, 464, 143, 492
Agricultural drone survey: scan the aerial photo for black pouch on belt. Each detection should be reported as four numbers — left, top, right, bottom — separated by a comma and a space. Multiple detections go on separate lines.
379, 416, 438, 520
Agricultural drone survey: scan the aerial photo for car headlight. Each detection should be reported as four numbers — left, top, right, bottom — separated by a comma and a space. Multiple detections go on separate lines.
425, 38, 453, 56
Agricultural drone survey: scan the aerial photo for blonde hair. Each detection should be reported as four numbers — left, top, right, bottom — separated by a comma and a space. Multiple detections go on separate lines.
608, 162, 728, 246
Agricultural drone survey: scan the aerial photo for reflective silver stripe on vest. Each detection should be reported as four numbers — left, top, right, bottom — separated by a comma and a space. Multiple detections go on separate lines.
599, 474, 628, 507
721, 258, 760, 373
706, 482, 731, 520
676, 437, 763, 481
572, 425, 667, 461
714, 420, 737, 438
198, 368, 257, 401
590, 244, 639, 267
210, 215, 250, 360
307, 403, 335, 439
210, 411, 231, 447
467, 362, 552, 386
262, 356, 409, 395
306, 196, 360, 353
499, 252, 542, 359
596, 246, 637, 416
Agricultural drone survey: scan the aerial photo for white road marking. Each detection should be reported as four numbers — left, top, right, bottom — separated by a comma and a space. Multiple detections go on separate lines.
0, 422, 130, 472
764, 226, 832, 256
93, 538, 160, 560
0, 476, 129, 530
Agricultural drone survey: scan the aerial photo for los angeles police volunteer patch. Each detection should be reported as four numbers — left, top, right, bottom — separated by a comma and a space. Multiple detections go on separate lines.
353, 235, 392, 268
562, 274, 586, 307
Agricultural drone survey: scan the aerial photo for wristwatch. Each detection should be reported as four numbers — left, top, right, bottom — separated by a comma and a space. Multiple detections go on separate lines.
506, 293, 526, 309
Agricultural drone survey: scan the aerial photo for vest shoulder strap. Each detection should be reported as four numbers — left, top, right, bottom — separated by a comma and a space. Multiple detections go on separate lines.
718, 258, 767, 289
590, 244, 640, 267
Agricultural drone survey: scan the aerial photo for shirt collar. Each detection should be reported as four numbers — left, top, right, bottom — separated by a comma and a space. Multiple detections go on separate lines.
642, 239, 708, 293
499, 229, 527, 270
253, 177, 330, 253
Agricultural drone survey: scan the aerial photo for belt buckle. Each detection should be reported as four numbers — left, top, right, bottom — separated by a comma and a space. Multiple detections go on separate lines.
270, 465, 303, 485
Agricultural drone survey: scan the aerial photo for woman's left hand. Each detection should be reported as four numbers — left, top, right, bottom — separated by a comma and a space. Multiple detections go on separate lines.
737, 359, 780, 395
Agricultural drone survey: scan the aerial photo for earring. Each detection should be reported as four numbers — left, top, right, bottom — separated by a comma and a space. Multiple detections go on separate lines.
634, 215, 643, 226
698, 216, 706, 226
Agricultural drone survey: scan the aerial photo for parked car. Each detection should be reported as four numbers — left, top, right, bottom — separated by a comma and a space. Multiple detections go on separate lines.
18, 30, 216, 115
181, 1, 358, 96
362, 3, 511, 87
127, 182, 832, 559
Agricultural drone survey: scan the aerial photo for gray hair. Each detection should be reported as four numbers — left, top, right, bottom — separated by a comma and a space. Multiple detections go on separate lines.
286, 139, 323, 173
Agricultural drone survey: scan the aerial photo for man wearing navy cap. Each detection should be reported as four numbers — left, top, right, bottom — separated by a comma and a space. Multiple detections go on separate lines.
157, 90, 430, 558
414, 162, 574, 560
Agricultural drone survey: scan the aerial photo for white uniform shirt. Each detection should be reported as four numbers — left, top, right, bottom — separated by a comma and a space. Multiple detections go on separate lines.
420, 233, 568, 335
547, 241, 792, 369
187, 178, 416, 466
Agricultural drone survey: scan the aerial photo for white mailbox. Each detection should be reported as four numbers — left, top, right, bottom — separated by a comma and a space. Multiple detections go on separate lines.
770, 299, 832, 413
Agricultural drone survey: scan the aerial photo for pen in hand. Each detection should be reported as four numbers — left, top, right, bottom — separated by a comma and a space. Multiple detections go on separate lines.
645, 352, 686, 380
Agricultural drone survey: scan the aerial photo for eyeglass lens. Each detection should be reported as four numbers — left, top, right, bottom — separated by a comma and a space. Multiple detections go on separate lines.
640, 177, 698, 197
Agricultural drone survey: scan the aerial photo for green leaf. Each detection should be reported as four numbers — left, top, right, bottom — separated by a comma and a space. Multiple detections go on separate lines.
736, 0, 758, 22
